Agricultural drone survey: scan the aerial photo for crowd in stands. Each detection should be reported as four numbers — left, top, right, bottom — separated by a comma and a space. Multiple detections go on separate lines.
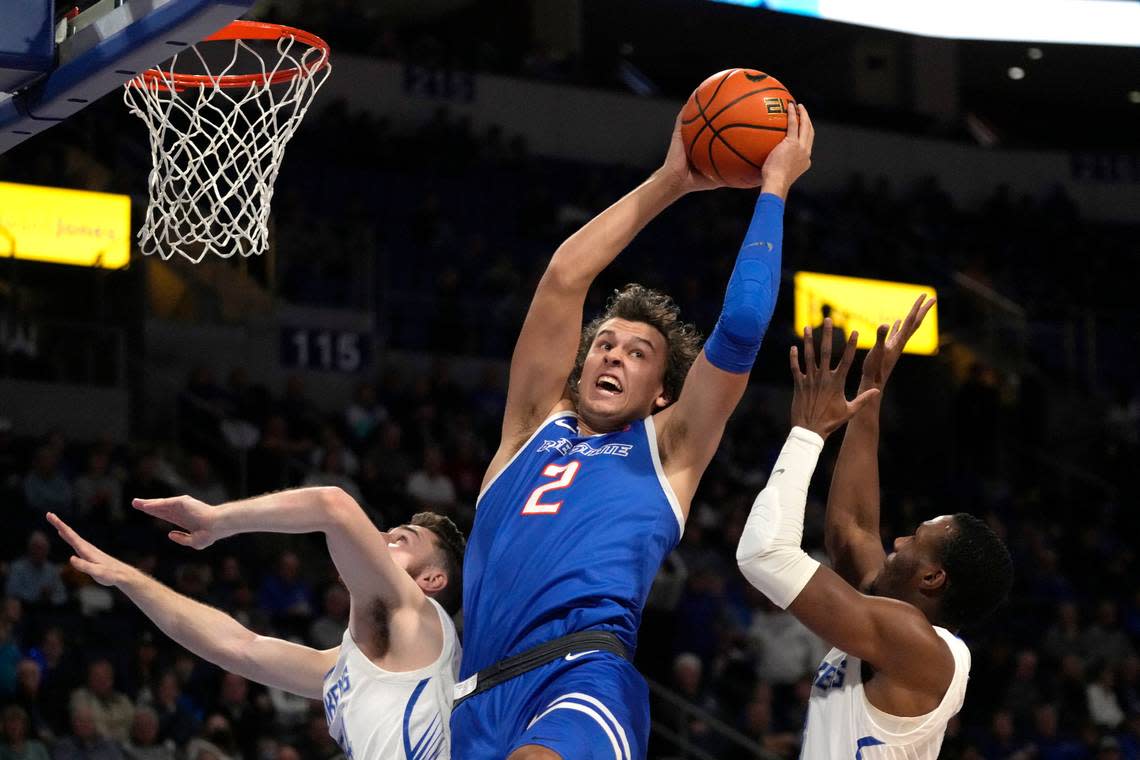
1, 17, 1138, 758
2, 313, 1138, 758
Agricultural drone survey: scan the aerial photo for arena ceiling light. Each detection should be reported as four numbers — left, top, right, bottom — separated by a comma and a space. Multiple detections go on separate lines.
708, 0, 1140, 47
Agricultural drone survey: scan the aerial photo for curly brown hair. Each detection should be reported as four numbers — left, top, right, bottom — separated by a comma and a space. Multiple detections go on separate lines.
569, 283, 702, 410
409, 512, 466, 616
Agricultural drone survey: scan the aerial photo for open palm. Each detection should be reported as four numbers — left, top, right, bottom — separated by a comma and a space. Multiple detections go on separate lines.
860, 294, 936, 392
46, 512, 130, 587
790, 319, 880, 439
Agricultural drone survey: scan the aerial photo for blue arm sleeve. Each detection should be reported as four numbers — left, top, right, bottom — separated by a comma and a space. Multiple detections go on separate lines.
703, 192, 784, 373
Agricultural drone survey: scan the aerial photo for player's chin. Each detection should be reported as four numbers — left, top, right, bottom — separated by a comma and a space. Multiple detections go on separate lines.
580, 394, 632, 424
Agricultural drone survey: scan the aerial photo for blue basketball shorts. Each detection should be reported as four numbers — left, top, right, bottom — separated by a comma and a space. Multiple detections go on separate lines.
450, 652, 649, 760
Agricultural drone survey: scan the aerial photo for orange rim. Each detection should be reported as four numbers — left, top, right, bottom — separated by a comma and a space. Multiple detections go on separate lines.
133, 21, 330, 92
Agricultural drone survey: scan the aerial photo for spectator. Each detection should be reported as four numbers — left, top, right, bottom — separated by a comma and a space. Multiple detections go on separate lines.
344, 382, 388, 444
5, 533, 66, 609
1097, 735, 1123, 760
746, 597, 828, 687
69, 661, 133, 744
181, 457, 227, 506
1053, 654, 1090, 731
406, 446, 456, 512
5, 535, 65, 610
444, 436, 484, 506
1026, 703, 1084, 760
206, 557, 245, 615
0, 621, 21, 697
1082, 601, 1136, 672
23, 448, 72, 518
1117, 655, 1140, 716
120, 708, 171, 760
1042, 601, 1084, 665
308, 428, 359, 477
308, 585, 349, 650
248, 416, 309, 495
0, 704, 49, 760
739, 682, 799, 759
1003, 649, 1044, 727
73, 451, 123, 524
365, 422, 413, 511
183, 715, 236, 760
9, 659, 51, 742
52, 704, 124, 760
978, 708, 1030, 759
257, 552, 313, 624
143, 672, 197, 747
1087, 664, 1125, 729
301, 448, 365, 507
210, 674, 271, 760
33, 629, 79, 735
278, 376, 321, 442
294, 709, 339, 760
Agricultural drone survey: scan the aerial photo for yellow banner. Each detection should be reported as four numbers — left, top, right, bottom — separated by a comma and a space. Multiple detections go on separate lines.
794, 272, 939, 355
0, 182, 130, 269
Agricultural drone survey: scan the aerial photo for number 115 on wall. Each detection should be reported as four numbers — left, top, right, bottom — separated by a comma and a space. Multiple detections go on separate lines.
280, 327, 371, 373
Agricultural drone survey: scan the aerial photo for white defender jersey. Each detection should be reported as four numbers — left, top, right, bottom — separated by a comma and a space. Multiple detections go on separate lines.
322, 598, 461, 760
801, 626, 970, 760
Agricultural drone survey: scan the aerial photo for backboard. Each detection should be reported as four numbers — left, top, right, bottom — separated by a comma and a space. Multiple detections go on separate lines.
0, 0, 253, 155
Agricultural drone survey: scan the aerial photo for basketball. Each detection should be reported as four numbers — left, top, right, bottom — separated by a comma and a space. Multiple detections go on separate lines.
680, 69, 794, 188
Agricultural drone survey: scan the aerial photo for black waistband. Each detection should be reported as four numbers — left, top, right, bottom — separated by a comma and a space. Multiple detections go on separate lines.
453, 631, 628, 707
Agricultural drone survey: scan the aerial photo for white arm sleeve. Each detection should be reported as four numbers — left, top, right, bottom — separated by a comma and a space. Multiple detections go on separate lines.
735, 426, 825, 609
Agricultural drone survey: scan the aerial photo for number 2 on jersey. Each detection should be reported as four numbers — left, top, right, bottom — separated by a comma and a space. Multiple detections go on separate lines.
521, 461, 581, 515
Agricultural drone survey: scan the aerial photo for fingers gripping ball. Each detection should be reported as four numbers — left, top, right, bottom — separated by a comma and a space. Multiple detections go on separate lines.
681, 69, 794, 188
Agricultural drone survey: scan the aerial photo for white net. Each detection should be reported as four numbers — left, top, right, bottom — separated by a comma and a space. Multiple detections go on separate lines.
123, 26, 330, 263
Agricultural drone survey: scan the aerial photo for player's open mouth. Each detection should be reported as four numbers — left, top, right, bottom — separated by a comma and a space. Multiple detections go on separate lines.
596, 374, 623, 395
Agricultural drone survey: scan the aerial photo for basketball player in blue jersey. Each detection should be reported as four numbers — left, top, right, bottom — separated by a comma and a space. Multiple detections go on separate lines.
44, 488, 465, 760
736, 301, 1014, 759
451, 104, 814, 760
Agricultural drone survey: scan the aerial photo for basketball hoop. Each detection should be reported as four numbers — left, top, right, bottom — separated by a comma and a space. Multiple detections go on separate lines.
123, 21, 331, 263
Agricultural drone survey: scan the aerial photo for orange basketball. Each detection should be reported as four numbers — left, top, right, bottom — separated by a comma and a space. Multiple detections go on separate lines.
680, 69, 793, 188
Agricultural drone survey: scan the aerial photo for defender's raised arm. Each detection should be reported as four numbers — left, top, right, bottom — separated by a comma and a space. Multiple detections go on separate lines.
133, 488, 454, 669
824, 295, 935, 590
46, 512, 335, 700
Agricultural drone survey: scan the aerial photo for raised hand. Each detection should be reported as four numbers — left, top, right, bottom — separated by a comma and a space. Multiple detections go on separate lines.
760, 103, 814, 199
46, 512, 133, 587
790, 319, 880, 439
132, 495, 221, 550
659, 108, 724, 194
860, 294, 937, 393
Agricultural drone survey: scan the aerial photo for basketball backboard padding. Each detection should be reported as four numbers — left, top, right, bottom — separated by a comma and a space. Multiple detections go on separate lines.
0, 0, 53, 94
0, 0, 254, 156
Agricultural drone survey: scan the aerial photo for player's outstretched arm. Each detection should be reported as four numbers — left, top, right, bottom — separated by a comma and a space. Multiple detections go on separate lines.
133, 489, 442, 666
494, 114, 724, 461
735, 324, 953, 699
825, 295, 935, 590
656, 104, 814, 506
45, 512, 335, 700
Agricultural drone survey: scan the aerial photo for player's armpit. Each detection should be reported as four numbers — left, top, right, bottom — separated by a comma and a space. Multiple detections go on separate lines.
788, 565, 955, 700
655, 351, 747, 504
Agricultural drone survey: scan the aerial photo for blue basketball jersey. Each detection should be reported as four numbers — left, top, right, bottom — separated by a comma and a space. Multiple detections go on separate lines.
460, 411, 684, 677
